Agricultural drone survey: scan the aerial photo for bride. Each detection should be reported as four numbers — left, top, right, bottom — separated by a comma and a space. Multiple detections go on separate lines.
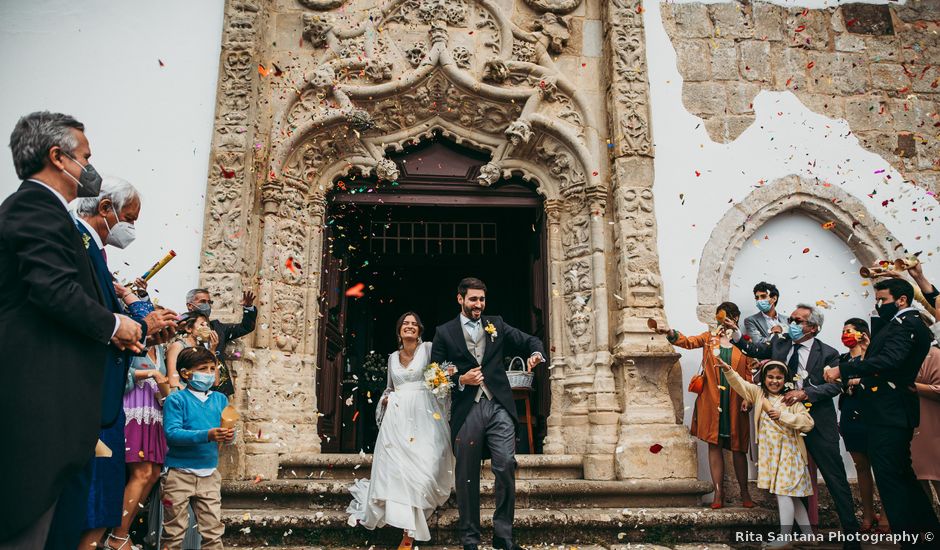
347, 312, 455, 549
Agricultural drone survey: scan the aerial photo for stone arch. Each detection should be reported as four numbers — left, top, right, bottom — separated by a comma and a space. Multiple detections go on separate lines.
696, 175, 898, 323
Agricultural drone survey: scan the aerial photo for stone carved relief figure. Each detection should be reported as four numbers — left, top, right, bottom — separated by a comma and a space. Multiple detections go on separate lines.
561, 214, 590, 259
533, 13, 570, 54
273, 297, 304, 352
566, 298, 593, 355
478, 162, 501, 186
523, 0, 582, 14
563, 259, 592, 294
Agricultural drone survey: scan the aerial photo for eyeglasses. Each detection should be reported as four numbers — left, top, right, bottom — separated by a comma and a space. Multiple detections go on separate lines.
191, 300, 214, 305
787, 317, 807, 325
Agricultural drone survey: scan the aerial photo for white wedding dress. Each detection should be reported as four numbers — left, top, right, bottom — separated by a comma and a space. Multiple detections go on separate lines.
346, 341, 455, 541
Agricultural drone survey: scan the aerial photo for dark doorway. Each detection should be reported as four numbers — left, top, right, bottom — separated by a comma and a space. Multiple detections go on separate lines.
315, 138, 550, 454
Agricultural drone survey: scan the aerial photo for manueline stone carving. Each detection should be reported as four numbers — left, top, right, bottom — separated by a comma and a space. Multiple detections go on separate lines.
523, 0, 582, 15
482, 58, 509, 83
375, 158, 400, 181
533, 13, 570, 54
478, 162, 502, 186
505, 120, 534, 145
302, 13, 333, 48
298, 0, 345, 9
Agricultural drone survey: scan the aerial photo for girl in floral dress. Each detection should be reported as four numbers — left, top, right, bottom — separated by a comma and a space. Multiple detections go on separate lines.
718, 358, 816, 548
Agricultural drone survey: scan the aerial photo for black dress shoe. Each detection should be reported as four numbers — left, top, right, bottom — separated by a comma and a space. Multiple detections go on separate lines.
462, 545, 478, 550
493, 538, 523, 550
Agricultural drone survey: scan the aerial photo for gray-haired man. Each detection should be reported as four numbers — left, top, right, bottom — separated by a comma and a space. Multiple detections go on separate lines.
724, 304, 861, 549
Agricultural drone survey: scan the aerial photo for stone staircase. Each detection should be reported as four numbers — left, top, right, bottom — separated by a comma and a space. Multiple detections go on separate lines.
217, 454, 813, 548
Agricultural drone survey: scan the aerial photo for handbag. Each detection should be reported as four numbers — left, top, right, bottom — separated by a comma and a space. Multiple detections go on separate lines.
688, 366, 705, 394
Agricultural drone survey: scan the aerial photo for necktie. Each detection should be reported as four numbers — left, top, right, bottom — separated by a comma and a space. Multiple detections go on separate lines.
467, 320, 481, 343
788, 343, 803, 389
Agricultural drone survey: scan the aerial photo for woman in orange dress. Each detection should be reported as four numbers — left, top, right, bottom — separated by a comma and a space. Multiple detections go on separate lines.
660, 302, 755, 509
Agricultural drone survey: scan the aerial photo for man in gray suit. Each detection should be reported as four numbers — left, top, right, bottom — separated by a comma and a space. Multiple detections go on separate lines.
743, 281, 787, 344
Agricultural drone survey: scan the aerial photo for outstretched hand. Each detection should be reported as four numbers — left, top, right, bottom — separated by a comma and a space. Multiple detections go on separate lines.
242, 290, 256, 307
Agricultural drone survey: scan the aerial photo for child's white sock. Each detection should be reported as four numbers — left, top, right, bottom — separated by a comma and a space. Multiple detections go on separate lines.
776, 493, 795, 536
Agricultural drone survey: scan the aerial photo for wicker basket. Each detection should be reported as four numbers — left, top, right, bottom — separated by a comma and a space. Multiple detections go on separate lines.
506, 356, 534, 389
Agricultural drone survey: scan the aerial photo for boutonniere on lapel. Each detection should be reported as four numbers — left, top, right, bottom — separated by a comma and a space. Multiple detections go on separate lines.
82, 233, 91, 250
484, 321, 497, 342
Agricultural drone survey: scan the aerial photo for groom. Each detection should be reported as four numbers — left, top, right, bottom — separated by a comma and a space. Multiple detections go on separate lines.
431, 277, 545, 550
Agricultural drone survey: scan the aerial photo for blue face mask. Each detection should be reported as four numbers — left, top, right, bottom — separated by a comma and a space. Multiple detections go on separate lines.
756, 299, 772, 313
188, 372, 215, 392
788, 322, 804, 340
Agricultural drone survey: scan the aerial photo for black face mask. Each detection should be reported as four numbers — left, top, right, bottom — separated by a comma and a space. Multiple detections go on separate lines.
61, 152, 103, 198
875, 300, 900, 322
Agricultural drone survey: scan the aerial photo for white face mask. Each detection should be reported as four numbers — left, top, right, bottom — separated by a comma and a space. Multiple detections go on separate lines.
104, 204, 136, 249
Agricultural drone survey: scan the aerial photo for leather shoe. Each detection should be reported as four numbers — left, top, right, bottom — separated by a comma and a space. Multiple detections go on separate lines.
493, 539, 523, 550
462, 545, 479, 550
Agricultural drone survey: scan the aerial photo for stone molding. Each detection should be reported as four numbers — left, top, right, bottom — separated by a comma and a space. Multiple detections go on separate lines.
695, 175, 897, 324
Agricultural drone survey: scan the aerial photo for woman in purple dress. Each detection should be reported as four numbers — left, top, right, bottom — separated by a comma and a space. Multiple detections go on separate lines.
104, 343, 168, 549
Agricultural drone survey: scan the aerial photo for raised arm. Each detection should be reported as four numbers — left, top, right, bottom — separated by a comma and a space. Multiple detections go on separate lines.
667, 330, 709, 350
718, 359, 762, 403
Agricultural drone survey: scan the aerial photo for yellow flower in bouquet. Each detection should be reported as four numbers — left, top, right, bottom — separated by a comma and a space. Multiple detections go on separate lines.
424, 361, 455, 399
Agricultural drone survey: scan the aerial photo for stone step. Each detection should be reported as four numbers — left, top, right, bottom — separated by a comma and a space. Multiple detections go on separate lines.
222, 506, 777, 547
277, 454, 585, 481
222, 478, 714, 510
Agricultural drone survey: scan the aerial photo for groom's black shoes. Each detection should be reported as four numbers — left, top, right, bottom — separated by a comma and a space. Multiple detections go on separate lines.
493, 539, 523, 550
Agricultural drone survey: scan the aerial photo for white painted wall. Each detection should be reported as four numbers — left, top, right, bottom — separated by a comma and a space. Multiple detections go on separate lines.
0, 0, 225, 312
643, 0, 937, 480
1, 0, 935, 481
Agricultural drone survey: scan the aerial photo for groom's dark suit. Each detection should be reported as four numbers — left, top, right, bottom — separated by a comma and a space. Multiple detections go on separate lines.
431, 315, 544, 547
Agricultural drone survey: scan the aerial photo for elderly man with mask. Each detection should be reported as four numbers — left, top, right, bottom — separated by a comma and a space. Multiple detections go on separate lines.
0, 112, 144, 549
185, 287, 256, 395
723, 304, 861, 549
67, 177, 178, 550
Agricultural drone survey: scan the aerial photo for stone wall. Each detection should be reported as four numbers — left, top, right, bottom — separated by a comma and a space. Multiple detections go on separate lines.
661, 0, 940, 195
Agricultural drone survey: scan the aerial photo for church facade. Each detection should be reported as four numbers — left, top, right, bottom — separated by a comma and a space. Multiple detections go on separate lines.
198, 0, 937, 498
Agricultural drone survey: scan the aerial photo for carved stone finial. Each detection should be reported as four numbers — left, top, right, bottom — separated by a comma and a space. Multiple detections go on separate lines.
297, 0, 345, 10
375, 158, 400, 182
523, 0, 581, 14
538, 76, 559, 101
505, 120, 534, 145
364, 59, 393, 82
533, 13, 570, 54
302, 13, 333, 48
346, 109, 375, 132
406, 42, 429, 67
306, 67, 336, 92
478, 162, 502, 186
429, 20, 449, 45
482, 58, 509, 83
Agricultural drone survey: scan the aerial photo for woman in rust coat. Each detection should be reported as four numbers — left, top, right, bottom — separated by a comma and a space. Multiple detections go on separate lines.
661, 302, 755, 509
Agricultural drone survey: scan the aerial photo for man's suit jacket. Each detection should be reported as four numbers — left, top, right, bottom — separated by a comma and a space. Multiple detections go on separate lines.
743, 311, 788, 344
0, 181, 116, 540
841, 309, 931, 430
210, 309, 257, 360
430, 315, 545, 446
734, 334, 843, 430
75, 221, 145, 428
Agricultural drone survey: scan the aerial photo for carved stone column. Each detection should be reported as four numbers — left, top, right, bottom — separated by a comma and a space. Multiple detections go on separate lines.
584, 190, 619, 480
542, 199, 567, 455
202, 0, 264, 480
604, 0, 698, 481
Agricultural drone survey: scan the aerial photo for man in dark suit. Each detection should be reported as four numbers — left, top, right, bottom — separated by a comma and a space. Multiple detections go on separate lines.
826, 278, 940, 544
66, 178, 178, 549
0, 112, 143, 548
430, 277, 545, 550
726, 303, 861, 548
185, 287, 257, 395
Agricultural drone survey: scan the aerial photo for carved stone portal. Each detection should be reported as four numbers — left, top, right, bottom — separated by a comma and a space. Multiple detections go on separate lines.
199, 0, 697, 486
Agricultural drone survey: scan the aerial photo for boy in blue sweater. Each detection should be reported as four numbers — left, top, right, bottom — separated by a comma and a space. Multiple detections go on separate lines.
162, 346, 233, 549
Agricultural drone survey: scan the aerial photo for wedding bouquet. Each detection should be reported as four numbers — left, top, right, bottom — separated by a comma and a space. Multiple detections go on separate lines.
424, 361, 454, 400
